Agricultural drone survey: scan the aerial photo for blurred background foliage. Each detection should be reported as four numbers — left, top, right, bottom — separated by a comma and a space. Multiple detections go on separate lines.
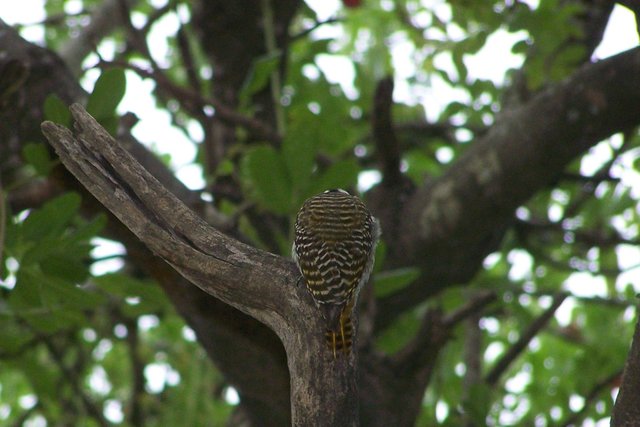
1, 0, 639, 425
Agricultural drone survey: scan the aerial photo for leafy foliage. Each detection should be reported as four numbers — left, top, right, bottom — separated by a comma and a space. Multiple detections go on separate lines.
2, 0, 639, 425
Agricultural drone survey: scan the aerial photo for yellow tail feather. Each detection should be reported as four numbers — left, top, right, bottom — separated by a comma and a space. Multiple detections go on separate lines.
325, 303, 354, 358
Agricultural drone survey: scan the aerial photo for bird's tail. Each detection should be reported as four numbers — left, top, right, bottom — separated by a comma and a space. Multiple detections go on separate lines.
325, 299, 354, 358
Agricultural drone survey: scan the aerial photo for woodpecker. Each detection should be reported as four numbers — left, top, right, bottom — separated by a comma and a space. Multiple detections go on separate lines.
292, 189, 379, 357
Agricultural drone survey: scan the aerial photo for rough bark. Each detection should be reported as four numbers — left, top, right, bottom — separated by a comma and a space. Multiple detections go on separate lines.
2, 4, 640, 423
612, 313, 640, 426
375, 47, 640, 330
41, 105, 358, 426
1, 19, 292, 425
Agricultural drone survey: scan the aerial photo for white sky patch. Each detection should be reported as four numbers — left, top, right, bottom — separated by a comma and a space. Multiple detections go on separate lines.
182, 326, 197, 342
463, 29, 528, 84
117, 71, 205, 189
594, 5, 640, 59
508, 249, 533, 281
18, 395, 37, 410
91, 237, 126, 275
479, 317, 500, 334
225, 387, 240, 405
93, 339, 113, 361
145, 362, 181, 393
64, 0, 83, 15
88, 366, 112, 396
0, 0, 46, 42
423, 77, 467, 122
505, 371, 531, 394
150, 0, 169, 8
316, 54, 358, 99
0, 404, 9, 420
146, 12, 180, 68
138, 314, 160, 331
424, 0, 452, 22
485, 341, 505, 364
580, 140, 614, 176
104, 400, 125, 423
435, 400, 449, 423
358, 170, 381, 192
616, 245, 640, 293
304, 0, 340, 22
563, 272, 608, 298
483, 252, 502, 269
611, 145, 640, 199
554, 296, 576, 326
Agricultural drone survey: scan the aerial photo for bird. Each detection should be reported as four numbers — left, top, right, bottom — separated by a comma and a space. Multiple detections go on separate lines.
292, 189, 380, 357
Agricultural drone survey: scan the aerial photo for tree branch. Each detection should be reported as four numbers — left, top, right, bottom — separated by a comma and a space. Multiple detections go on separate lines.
58, 0, 137, 74
42, 104, 290, 326
612, 310, 640, 425
485, 293, 568, 386
41, 104, 360, 426
0, 22, 293, 425
378, 47, 640, 326
372, 76, 402, 185
561, 369, 622, 427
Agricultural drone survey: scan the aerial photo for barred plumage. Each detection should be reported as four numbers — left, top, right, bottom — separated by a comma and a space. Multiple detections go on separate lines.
292, 189, 379, 357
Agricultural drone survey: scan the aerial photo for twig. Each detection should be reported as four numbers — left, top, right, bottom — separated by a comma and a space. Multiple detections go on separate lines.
462, 313, 483, 427
125, 317, 145, 426
177, 25, 202, 93
58, 0, 135, 74
394, 291, 496, 368
261, 0, 285, 135
41, 335, 109, 427
485, 292, 568, 386
290, 17, 341, 41
96, 59, 281, 142
117, 0, 263, 177
443, 290, 497, 327
10, 404, 39, 427
560, 369, 622, 427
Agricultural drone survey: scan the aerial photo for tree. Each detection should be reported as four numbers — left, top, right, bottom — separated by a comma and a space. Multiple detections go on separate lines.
1, 0, 640, 425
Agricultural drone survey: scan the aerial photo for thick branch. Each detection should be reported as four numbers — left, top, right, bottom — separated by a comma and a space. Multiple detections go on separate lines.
1, 20, 303, 425
41, 104, 359, 426
372, 76, 401, 185
42, 105, 291, 325
379, 47, 640, 326
612, 312, 640, 426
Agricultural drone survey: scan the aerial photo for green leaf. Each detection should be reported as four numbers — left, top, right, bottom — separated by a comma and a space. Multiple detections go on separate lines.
43, 93, 71, 126
22, 143, 55, 176
308, 159, 360, 196
40, 252, 89, 283
21, 192, 81, 242
242, 146, 292, 214
374, 267, 420, 297
17, 352, 59, 400
240, 51, 282, 103
282, 133, 315, 197
41, 275, 105, 310
68, 214, 107, 243
463, 383, 493, 424
94, 273, 168, 313
375, 309, 421, 353
86, 68, 127, 121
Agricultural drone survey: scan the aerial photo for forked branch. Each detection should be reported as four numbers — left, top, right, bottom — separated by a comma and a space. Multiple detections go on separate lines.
41, 104, 360, 426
